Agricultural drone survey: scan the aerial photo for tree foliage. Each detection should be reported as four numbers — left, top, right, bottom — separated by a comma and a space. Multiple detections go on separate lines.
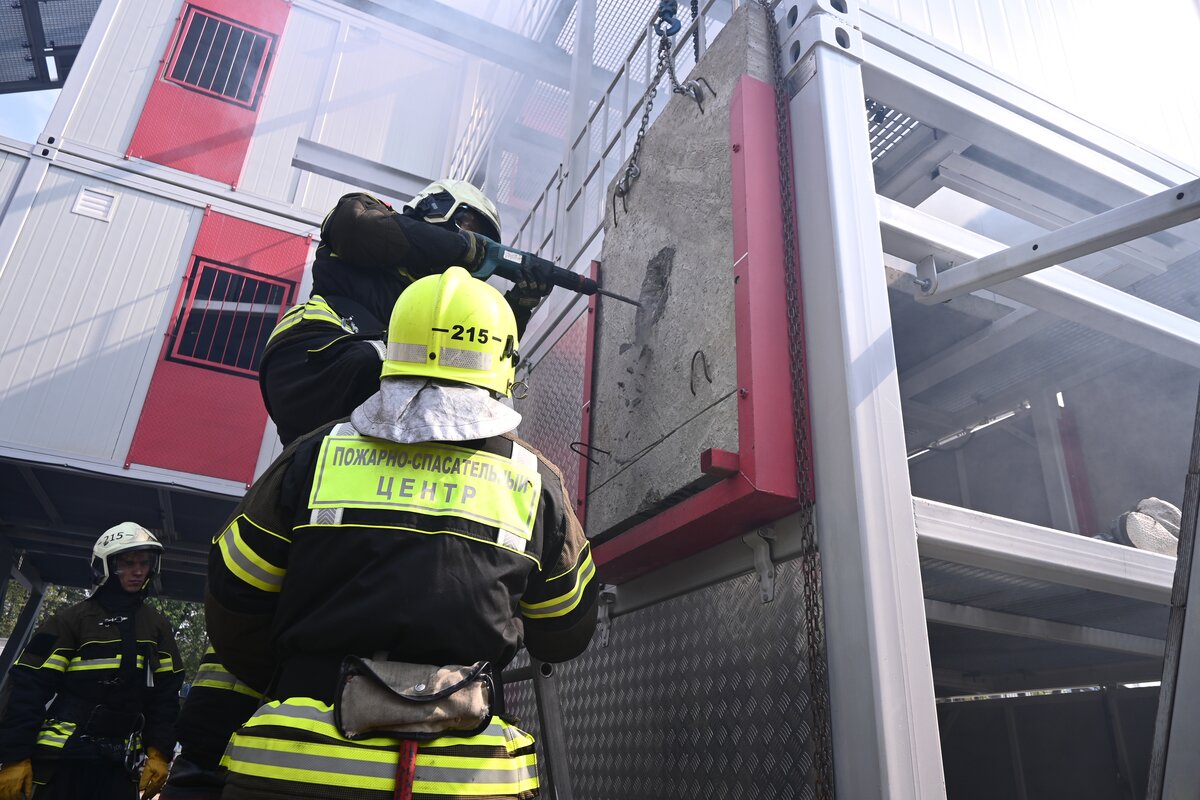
0, 583, 208, 679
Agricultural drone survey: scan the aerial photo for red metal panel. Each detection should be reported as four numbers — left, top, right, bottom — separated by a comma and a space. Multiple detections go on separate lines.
593, 75, 810, 584
126, 0, 290, 186
126, 211, 308, 484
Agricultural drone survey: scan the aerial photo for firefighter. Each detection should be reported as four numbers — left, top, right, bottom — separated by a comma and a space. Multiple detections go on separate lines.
161, 182, 558, 800
259, 179, 555, 446
0, 523, 184, 800
205, 268, 597, 799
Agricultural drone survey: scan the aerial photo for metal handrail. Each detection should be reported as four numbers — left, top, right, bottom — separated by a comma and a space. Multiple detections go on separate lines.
510, 0, 742, 275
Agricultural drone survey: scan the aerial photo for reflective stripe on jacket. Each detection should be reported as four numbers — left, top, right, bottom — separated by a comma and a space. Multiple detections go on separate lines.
191, 647, 263, 700
35, 720, 77, 750
220, 698, 538, 800
265, 295, 354, 349
0, 597, 184, 762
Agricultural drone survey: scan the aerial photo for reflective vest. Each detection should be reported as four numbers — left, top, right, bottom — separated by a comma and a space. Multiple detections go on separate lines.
221, 698, 538, 800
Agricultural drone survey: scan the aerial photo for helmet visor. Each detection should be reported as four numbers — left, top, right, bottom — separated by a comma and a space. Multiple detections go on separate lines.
414, 190, 501, 242
451, 207, 500, 242
111, 548, 159, 585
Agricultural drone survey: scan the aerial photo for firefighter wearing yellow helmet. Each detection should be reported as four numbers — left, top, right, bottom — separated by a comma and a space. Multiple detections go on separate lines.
0, 523, 183, 800
204, 269, 596, 800
164, 182, 555, 799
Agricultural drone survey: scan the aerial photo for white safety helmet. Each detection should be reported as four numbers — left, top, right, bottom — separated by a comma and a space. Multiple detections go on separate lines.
91, 522, 164, 588
406, 179, 502, 243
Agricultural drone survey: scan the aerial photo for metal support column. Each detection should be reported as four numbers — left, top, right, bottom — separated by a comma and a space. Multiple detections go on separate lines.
0, 576, 46, 694
1150, 384, 1200, 798
562, 0, 597, 260
1031, 390, 1080, 534
0, 540, 12, 616
531, 659, 574, 800
782, 1, 945, 797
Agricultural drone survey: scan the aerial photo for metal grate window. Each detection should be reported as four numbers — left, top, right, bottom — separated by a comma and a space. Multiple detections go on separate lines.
168, 258, 295, 378
164, 5, 276, 109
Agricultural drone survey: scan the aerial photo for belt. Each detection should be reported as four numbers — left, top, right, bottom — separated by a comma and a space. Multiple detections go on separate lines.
273, 654, 507, 714
49, 697, 142, 738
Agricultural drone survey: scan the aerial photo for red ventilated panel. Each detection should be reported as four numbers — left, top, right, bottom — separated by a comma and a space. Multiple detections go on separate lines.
126, 211, 308, 484
127, 0, 290, 186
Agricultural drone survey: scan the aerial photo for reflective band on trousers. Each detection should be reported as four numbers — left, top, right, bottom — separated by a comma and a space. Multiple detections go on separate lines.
222, 698, 538, 797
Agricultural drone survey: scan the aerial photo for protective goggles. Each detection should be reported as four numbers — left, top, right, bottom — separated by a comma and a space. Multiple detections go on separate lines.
412, 191, 500, 242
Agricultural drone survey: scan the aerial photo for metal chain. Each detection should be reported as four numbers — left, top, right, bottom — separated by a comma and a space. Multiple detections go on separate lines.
612, 33, 671, 225
613, 5, 714, 226
758, 0, 836, 795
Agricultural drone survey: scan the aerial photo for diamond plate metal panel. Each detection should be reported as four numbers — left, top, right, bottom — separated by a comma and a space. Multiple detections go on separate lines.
514, 308, 590, 506
554, 560, 816, 799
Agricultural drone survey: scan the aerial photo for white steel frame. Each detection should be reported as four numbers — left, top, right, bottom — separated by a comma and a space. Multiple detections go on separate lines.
813, 1, 1199, 795
509, 0, 1200, 795
781, 2, 945, 797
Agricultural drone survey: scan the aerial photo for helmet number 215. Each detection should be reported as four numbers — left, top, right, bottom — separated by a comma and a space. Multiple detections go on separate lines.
450, 325, 488, 344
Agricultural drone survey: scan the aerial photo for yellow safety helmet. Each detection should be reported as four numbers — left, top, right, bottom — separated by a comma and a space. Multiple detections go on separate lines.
406, 179, 502, 243
383, 267, 519, 396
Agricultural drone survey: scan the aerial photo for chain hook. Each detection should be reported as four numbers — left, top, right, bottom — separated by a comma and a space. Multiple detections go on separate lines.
674, 76, 716, 114
654, 0, 682, 36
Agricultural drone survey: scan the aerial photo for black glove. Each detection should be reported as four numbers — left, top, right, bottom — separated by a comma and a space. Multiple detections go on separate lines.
512, 253, 554, 297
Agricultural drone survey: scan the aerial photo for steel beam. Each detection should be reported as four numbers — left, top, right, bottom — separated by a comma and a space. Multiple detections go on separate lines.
983, 661, 1164, 695
917, 179, 1200, 303
1151, 388, 1200, 798
880, 198, 1200, 379
531, 660, 575, 800
915, 498, 1174, 604
933, 155, 1176, 278
158, 488, 177, 543
333, 0, 612, 95
783, 2, 946, 796
292, 138, 431, 202
18, 466, 62, 527
1031, 391, 1079, 534
924, 600, 1165, 658
0, 582, 46, 694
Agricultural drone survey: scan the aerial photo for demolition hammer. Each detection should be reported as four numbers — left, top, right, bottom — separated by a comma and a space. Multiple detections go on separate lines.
475, 244, 642, 308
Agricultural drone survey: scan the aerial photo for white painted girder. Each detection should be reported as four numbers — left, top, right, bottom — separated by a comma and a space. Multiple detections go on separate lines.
879, 197, 1200, 395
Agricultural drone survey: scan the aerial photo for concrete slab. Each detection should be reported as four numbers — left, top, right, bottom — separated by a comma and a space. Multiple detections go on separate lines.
588, 6, 771, 539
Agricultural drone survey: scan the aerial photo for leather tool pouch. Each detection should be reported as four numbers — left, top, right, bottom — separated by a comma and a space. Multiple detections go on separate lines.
333, 656, 493, 741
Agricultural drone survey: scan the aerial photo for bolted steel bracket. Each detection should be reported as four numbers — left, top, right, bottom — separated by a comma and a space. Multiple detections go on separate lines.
914, 254, 939, 295
742, 527, 777, 603
595, 585, 618, 647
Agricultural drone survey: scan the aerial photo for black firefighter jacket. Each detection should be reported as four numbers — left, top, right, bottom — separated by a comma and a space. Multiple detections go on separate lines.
0, 593, 184, 763
258, 193, 527, 447
205, 419, 599, 700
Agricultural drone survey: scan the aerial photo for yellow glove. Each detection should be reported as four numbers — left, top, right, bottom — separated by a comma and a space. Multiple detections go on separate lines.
139, 747, 170, 800
0, 759, 32, 800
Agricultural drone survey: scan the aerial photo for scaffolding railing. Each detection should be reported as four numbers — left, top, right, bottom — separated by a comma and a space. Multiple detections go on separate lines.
509, 0, 743, 274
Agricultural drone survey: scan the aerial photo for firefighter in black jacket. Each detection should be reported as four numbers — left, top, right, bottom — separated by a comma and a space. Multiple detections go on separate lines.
205, 268, 597, 799
259, 179, 554, 446
161, 180, 558, 800
0, 523, 184, 800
